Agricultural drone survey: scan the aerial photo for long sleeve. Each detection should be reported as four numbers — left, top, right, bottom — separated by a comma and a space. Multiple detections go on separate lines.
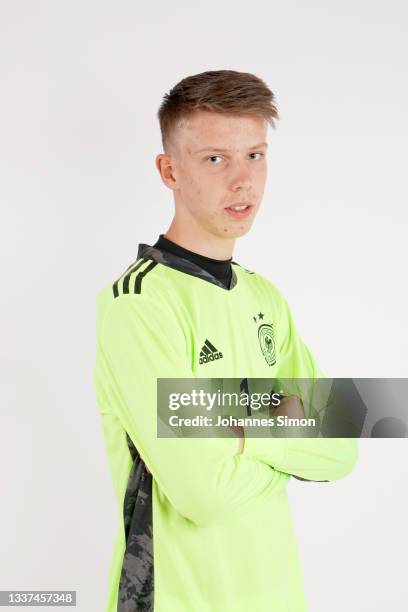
94, 294, 291, 529
243, 292, 359, 482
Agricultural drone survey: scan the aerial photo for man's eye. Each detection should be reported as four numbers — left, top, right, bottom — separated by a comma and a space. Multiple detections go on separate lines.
206, 155, 223, 164
206, 152, 264, 164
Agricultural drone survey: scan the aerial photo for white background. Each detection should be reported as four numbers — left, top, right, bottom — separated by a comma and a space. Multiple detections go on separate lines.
1, 1, 407, 610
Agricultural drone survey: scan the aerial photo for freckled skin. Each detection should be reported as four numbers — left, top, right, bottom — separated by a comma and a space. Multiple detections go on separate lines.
155, 111, 268, 259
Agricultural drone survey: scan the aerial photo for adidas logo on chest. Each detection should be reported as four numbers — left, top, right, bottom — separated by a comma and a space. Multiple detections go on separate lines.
199, 339, 223, 364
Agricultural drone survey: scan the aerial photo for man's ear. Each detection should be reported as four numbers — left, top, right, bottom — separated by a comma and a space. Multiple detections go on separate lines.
155, 153, 177, 190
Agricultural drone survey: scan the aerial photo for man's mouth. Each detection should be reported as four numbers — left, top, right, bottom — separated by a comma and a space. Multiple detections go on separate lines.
224, 203, 254, 218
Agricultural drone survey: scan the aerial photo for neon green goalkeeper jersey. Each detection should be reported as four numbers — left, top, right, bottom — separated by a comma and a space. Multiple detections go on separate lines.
92, 242, 358, 612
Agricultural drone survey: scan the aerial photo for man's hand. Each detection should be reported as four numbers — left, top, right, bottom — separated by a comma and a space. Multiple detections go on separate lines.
229, 424, 244, 454
229, 396, 306, 455
236, 429, 244, 454
269, 395, 306, 420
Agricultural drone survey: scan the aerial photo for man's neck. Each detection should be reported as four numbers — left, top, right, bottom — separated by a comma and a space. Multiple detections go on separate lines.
164, 227, 235, 260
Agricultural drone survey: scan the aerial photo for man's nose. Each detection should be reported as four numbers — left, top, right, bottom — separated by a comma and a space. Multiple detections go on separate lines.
229, 162, 252, 191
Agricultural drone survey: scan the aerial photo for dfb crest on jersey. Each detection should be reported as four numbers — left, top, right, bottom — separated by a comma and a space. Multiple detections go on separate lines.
258, 323, 276, 366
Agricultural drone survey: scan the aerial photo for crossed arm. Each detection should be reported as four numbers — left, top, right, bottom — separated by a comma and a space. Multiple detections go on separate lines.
233, 394, 305, 456
233, 395, 329, 482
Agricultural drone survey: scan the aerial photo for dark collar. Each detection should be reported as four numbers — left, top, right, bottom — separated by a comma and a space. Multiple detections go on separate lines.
137, 243, 239, 291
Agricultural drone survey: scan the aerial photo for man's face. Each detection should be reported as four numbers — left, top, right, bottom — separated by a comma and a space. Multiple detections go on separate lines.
159, 111, 268, 240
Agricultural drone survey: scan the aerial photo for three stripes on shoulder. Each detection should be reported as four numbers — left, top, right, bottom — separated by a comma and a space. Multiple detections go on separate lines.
112, 258, 255, 298
112, 258, 156, 297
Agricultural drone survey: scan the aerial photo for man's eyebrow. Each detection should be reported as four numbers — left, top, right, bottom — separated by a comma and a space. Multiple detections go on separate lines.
193, 142, 269, 155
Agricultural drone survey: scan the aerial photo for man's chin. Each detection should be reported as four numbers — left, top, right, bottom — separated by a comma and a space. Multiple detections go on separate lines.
219, 222, 253, 238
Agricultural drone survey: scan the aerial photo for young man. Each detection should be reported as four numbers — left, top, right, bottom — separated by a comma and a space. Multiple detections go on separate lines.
93, 70, 358, 612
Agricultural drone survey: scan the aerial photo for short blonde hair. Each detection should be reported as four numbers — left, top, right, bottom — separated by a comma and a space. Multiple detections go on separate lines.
157, 69, 279, 153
